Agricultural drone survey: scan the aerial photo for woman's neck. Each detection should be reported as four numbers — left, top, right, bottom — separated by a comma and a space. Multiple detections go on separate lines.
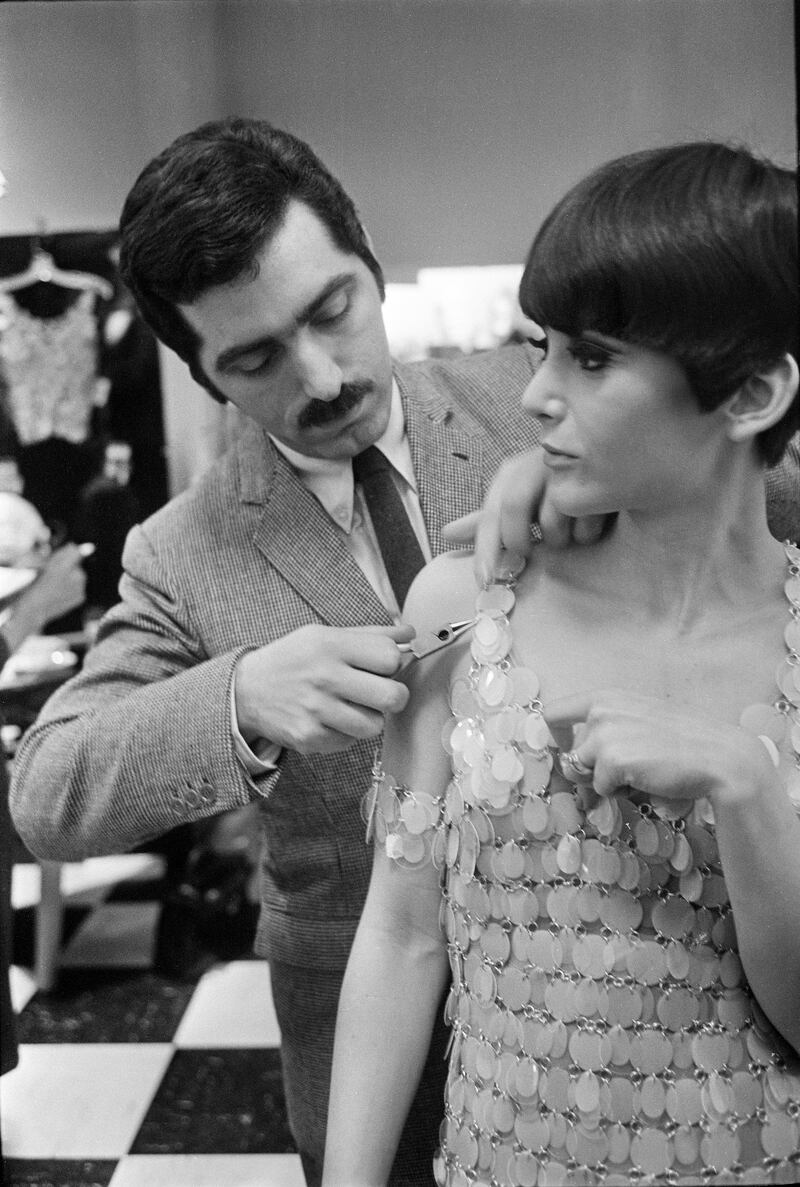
555, 461, 785, 635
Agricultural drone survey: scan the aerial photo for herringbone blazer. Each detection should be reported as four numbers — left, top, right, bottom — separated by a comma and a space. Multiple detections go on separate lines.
11, 345, 541, 969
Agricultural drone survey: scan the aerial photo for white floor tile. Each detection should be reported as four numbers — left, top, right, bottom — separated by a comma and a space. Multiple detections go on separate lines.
108, 1153, 306, 1187
8, 963, 37, 1012
0, 1043, 173, 1158
173, 960, 282, 1048
60, 902, 159, 967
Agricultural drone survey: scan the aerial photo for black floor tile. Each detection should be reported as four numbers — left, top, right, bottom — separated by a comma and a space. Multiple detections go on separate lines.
1, 1159, 116, 1187
16, 969, 199, 1044
130, 1047, 296, 1155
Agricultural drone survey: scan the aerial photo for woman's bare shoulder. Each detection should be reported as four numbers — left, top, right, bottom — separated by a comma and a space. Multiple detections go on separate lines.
401, 549, 478, 638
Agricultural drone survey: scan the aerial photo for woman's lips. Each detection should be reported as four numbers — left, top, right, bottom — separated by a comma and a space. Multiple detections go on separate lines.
542, 442, 579, 463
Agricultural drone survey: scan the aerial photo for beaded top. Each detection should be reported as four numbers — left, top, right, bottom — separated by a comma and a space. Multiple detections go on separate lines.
367, 543, 800, 1186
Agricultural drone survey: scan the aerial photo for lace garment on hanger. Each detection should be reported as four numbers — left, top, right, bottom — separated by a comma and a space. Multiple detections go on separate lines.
0, 290, 109, 445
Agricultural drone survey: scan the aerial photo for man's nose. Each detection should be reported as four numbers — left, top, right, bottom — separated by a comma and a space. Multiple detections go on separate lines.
293, 333, 343, 402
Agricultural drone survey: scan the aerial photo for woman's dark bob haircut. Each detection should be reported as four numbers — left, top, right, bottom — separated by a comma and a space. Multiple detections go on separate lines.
520, 142, 798, 465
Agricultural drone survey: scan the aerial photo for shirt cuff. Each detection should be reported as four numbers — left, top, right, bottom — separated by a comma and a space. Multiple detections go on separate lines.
230, 678, 281, 774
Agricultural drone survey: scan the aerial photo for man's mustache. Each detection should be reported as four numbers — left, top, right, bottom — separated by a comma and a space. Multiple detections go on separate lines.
298, 381, 373, 429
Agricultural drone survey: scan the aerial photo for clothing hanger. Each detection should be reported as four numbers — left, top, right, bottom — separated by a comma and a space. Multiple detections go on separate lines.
0, 247, 113, 299
0, 224, 114, 300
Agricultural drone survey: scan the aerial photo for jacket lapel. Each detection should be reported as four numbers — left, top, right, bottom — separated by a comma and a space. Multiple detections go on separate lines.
233, 365, 487, 625
237, 425, 391, 627
398, 367, 484, 557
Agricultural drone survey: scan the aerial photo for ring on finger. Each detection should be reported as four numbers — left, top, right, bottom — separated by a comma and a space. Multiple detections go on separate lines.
562, 748, 594, 779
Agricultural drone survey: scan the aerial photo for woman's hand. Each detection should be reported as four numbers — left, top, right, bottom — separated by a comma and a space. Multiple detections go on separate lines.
545, 689, 779, 808
546, 688, 800, 1052
442, 448, 607, 586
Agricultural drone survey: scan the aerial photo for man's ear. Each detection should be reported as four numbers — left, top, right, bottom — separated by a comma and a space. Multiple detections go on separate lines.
724, 353, 799, 444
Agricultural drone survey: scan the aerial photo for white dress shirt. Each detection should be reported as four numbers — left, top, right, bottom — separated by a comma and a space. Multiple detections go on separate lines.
233, 380, 432, 773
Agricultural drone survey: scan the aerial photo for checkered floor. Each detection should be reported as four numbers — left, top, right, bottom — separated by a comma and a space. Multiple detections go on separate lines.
2, 853, 306, 1187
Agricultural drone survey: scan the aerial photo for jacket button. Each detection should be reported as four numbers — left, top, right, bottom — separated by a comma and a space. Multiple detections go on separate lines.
198, 781, 217, 805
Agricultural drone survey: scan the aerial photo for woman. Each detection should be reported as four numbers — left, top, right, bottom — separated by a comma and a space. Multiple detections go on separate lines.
323, 142, 800, 1186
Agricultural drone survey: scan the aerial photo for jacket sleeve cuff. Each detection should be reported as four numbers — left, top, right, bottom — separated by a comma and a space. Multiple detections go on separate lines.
229, 673, 282, 775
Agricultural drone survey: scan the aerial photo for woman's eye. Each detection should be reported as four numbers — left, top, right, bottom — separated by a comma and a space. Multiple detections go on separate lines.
569, 342, 612, 371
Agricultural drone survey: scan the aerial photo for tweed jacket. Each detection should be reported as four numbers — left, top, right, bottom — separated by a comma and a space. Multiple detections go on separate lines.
11, 345, 541, 969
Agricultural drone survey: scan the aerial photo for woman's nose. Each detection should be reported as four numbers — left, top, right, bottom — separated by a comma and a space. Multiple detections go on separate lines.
521, 369, 566, 422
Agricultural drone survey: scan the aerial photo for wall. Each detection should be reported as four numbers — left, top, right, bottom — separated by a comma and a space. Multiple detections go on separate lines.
2, 0, 794, 263
222, 0, 797, 278
0, 0, 226, 234
0, 0, 796, 491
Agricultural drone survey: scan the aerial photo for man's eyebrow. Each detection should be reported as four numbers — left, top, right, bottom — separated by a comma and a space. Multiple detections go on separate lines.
215, 273, 355, 373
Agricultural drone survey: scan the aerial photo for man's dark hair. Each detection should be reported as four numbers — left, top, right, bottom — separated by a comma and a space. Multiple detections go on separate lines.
520, 141, 798, 465
118, 118, 384, 400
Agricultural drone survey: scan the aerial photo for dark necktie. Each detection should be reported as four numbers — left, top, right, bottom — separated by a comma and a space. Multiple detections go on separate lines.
352, 445, 426, 607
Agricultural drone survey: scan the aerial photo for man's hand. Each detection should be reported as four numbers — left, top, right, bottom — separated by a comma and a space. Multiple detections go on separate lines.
443, 448, 607, 585
234, 623, 414, 756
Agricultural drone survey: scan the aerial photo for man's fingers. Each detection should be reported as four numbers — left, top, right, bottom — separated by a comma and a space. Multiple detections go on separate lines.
342, 622, 415, 640
321, 697, 397, 741
341, 668, 410, 716
294, 724, 371, 756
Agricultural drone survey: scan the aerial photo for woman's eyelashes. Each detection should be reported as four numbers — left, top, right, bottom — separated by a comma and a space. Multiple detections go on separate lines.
536, 331, 616, 372
567, 338, 616, 372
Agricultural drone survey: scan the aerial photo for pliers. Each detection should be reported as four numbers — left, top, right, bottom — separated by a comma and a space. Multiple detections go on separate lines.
398, 618, 475, 662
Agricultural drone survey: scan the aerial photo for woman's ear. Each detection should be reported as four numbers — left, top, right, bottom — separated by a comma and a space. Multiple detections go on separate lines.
724, 353, 799, 444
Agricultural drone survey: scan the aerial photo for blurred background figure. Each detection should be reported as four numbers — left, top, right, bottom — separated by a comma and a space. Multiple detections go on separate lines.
77, 439, 141, 621
0, 491, 53, 569
0, 457, 23, 496
0, 513, 86, 1078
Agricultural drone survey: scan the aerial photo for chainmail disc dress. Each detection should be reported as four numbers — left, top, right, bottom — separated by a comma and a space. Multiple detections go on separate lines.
366, 544, 800, 1186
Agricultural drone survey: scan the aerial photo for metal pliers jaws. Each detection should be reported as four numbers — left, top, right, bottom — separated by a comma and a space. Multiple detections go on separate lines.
398, 618, 475, 663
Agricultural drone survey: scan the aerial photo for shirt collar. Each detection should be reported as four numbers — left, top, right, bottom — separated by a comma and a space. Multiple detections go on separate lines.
269, 379, 415, 533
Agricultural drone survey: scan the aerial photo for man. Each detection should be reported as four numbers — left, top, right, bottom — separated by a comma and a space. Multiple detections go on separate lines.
10, 117, 542, 1186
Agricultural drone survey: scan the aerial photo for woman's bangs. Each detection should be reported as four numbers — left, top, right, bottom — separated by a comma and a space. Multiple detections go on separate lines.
520, 206, 628, 339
